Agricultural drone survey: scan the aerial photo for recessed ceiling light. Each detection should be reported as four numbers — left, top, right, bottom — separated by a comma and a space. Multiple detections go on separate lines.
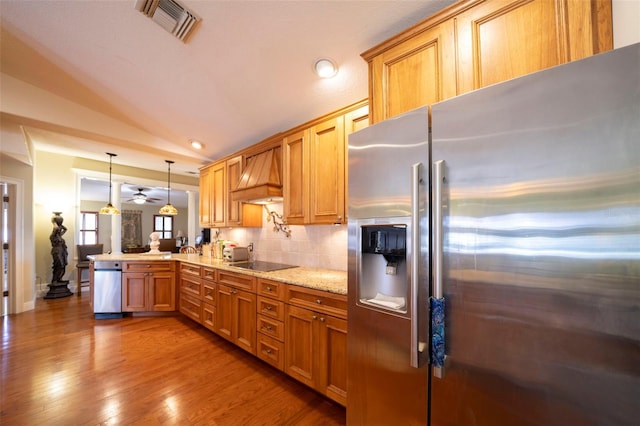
314, 58, 338, 78
191, 140, 204, 149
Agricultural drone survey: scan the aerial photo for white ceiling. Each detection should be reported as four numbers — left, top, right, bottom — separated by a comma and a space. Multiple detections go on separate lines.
1, 0, 454, 197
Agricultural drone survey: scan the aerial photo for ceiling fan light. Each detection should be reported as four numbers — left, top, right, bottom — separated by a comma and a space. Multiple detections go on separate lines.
133, 198, 146, 205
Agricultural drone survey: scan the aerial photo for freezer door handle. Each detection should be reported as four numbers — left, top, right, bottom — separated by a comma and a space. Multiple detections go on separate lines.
432, 160, 446, 378
410, 162, 421, 368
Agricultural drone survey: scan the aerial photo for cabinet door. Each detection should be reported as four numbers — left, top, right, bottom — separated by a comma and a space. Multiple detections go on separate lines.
211, 161, 226, 227
122, 272, 147, 312
225, 156, 243, 226
215, 284, 234, 341
148, 271, 175, 311
199, 166, 212, 226
370, 21, 455, 122
234, 289, 256, 354
309, 116, 345, 224
319, 315, 348, 406
285, 305, 316, 388
454, 0, 612, 94
344, 104, 370, 136
283, 129, 308, 225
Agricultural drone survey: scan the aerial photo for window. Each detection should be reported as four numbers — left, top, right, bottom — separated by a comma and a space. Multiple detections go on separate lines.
79, 211, 99, 244
154, 215, 173, 239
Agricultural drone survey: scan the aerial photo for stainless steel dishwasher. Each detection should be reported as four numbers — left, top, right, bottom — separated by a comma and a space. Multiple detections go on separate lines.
93, 260, 123, 319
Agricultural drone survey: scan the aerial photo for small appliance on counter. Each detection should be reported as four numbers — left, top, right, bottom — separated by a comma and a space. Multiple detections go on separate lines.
223, 246, 249, 262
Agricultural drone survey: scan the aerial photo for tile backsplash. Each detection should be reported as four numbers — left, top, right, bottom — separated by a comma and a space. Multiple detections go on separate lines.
211, 204, 348, 271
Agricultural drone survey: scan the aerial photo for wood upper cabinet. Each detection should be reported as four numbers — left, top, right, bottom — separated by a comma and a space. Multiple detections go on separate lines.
199, 157, 262, 228
367, 20, 456, 123
225, 156, 243, 226
454, 0, 612, 93
283, 101, 368, 225
199, 165, 212, 227
122, 261, 176, 312
363, 0, 613, 123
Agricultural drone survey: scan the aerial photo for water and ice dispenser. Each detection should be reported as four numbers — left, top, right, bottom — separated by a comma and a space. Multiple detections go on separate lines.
358, 223, 409, 314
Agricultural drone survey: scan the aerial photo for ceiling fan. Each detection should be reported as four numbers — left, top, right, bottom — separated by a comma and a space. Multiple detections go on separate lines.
125, 187, 162, 204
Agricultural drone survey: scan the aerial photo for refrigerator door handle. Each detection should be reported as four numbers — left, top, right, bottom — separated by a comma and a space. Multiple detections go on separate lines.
432, 159, 446, 378
410, 162, 421, 368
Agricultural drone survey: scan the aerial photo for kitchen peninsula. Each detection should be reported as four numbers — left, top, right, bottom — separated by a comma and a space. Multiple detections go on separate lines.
89, 253, 348, 405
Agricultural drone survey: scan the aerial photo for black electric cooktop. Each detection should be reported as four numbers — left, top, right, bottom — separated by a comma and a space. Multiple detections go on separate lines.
229, 261, 298, 272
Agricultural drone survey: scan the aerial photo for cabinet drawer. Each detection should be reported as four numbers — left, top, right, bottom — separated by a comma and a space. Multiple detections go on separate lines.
218, 270, 256, 292
257, 333, 284, 371
287, 286, 347, 319
202, 302, 216, 332
179, 262, 201, 277
257, 315, 284, 341
180, 275, 201, 297
257, 296, 285, 321
257, 278, 286, 300
202, 267, 217, 282
179, 291, 202, 323
202, 281, 216, 304
124, 261, 174, 273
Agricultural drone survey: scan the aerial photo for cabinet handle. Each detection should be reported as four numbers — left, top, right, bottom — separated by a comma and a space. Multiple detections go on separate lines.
316, 299, 322, 304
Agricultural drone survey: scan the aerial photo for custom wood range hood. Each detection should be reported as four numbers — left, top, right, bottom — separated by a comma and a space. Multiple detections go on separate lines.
231, 147, 283, 203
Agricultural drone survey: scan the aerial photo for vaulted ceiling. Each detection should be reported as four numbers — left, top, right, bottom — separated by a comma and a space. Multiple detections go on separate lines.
1, 0, 455, 177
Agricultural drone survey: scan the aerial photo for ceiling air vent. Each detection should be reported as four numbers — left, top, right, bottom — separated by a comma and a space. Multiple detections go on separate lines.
135, 0, 200, 42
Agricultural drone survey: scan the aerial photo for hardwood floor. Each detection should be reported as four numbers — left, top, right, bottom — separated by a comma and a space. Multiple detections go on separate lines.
1, 293, 346, 425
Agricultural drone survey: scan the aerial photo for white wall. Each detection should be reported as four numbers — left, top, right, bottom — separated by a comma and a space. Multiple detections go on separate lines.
613, 0, 640, 47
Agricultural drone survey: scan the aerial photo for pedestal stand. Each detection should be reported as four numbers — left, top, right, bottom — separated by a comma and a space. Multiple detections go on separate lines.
44, 281, 73, 299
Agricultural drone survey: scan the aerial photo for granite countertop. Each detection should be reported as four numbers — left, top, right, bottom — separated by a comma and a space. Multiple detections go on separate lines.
90, 253, 348, 295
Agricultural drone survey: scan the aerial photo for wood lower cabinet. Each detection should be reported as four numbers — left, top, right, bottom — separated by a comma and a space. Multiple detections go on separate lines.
285, 305, 348, 406
363, 0, 612, 123
215, 271, 257, 354
285, 286, 348, 406
122, 261, 175, 312
176, 262, 348, 406
256, 278, 287, 370
216, 284, 256, 354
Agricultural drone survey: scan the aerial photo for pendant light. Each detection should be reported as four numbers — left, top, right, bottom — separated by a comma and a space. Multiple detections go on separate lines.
99, 153, 120, 215
159, 160, 178, 216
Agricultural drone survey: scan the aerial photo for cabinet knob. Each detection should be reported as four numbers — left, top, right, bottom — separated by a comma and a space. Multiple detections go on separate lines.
266, 286, 272, 292
312, 315, 318, 320
320, 317, 325, 322
266, 349, 272, 354
316, 299, 322, 304
266, 306, 273, 310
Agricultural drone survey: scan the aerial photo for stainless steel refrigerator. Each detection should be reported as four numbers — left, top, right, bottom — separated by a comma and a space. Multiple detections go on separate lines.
347, 43, 639, 425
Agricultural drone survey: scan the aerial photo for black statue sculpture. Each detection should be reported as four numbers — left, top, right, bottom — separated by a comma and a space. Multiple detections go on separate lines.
44, 212, 73, 299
